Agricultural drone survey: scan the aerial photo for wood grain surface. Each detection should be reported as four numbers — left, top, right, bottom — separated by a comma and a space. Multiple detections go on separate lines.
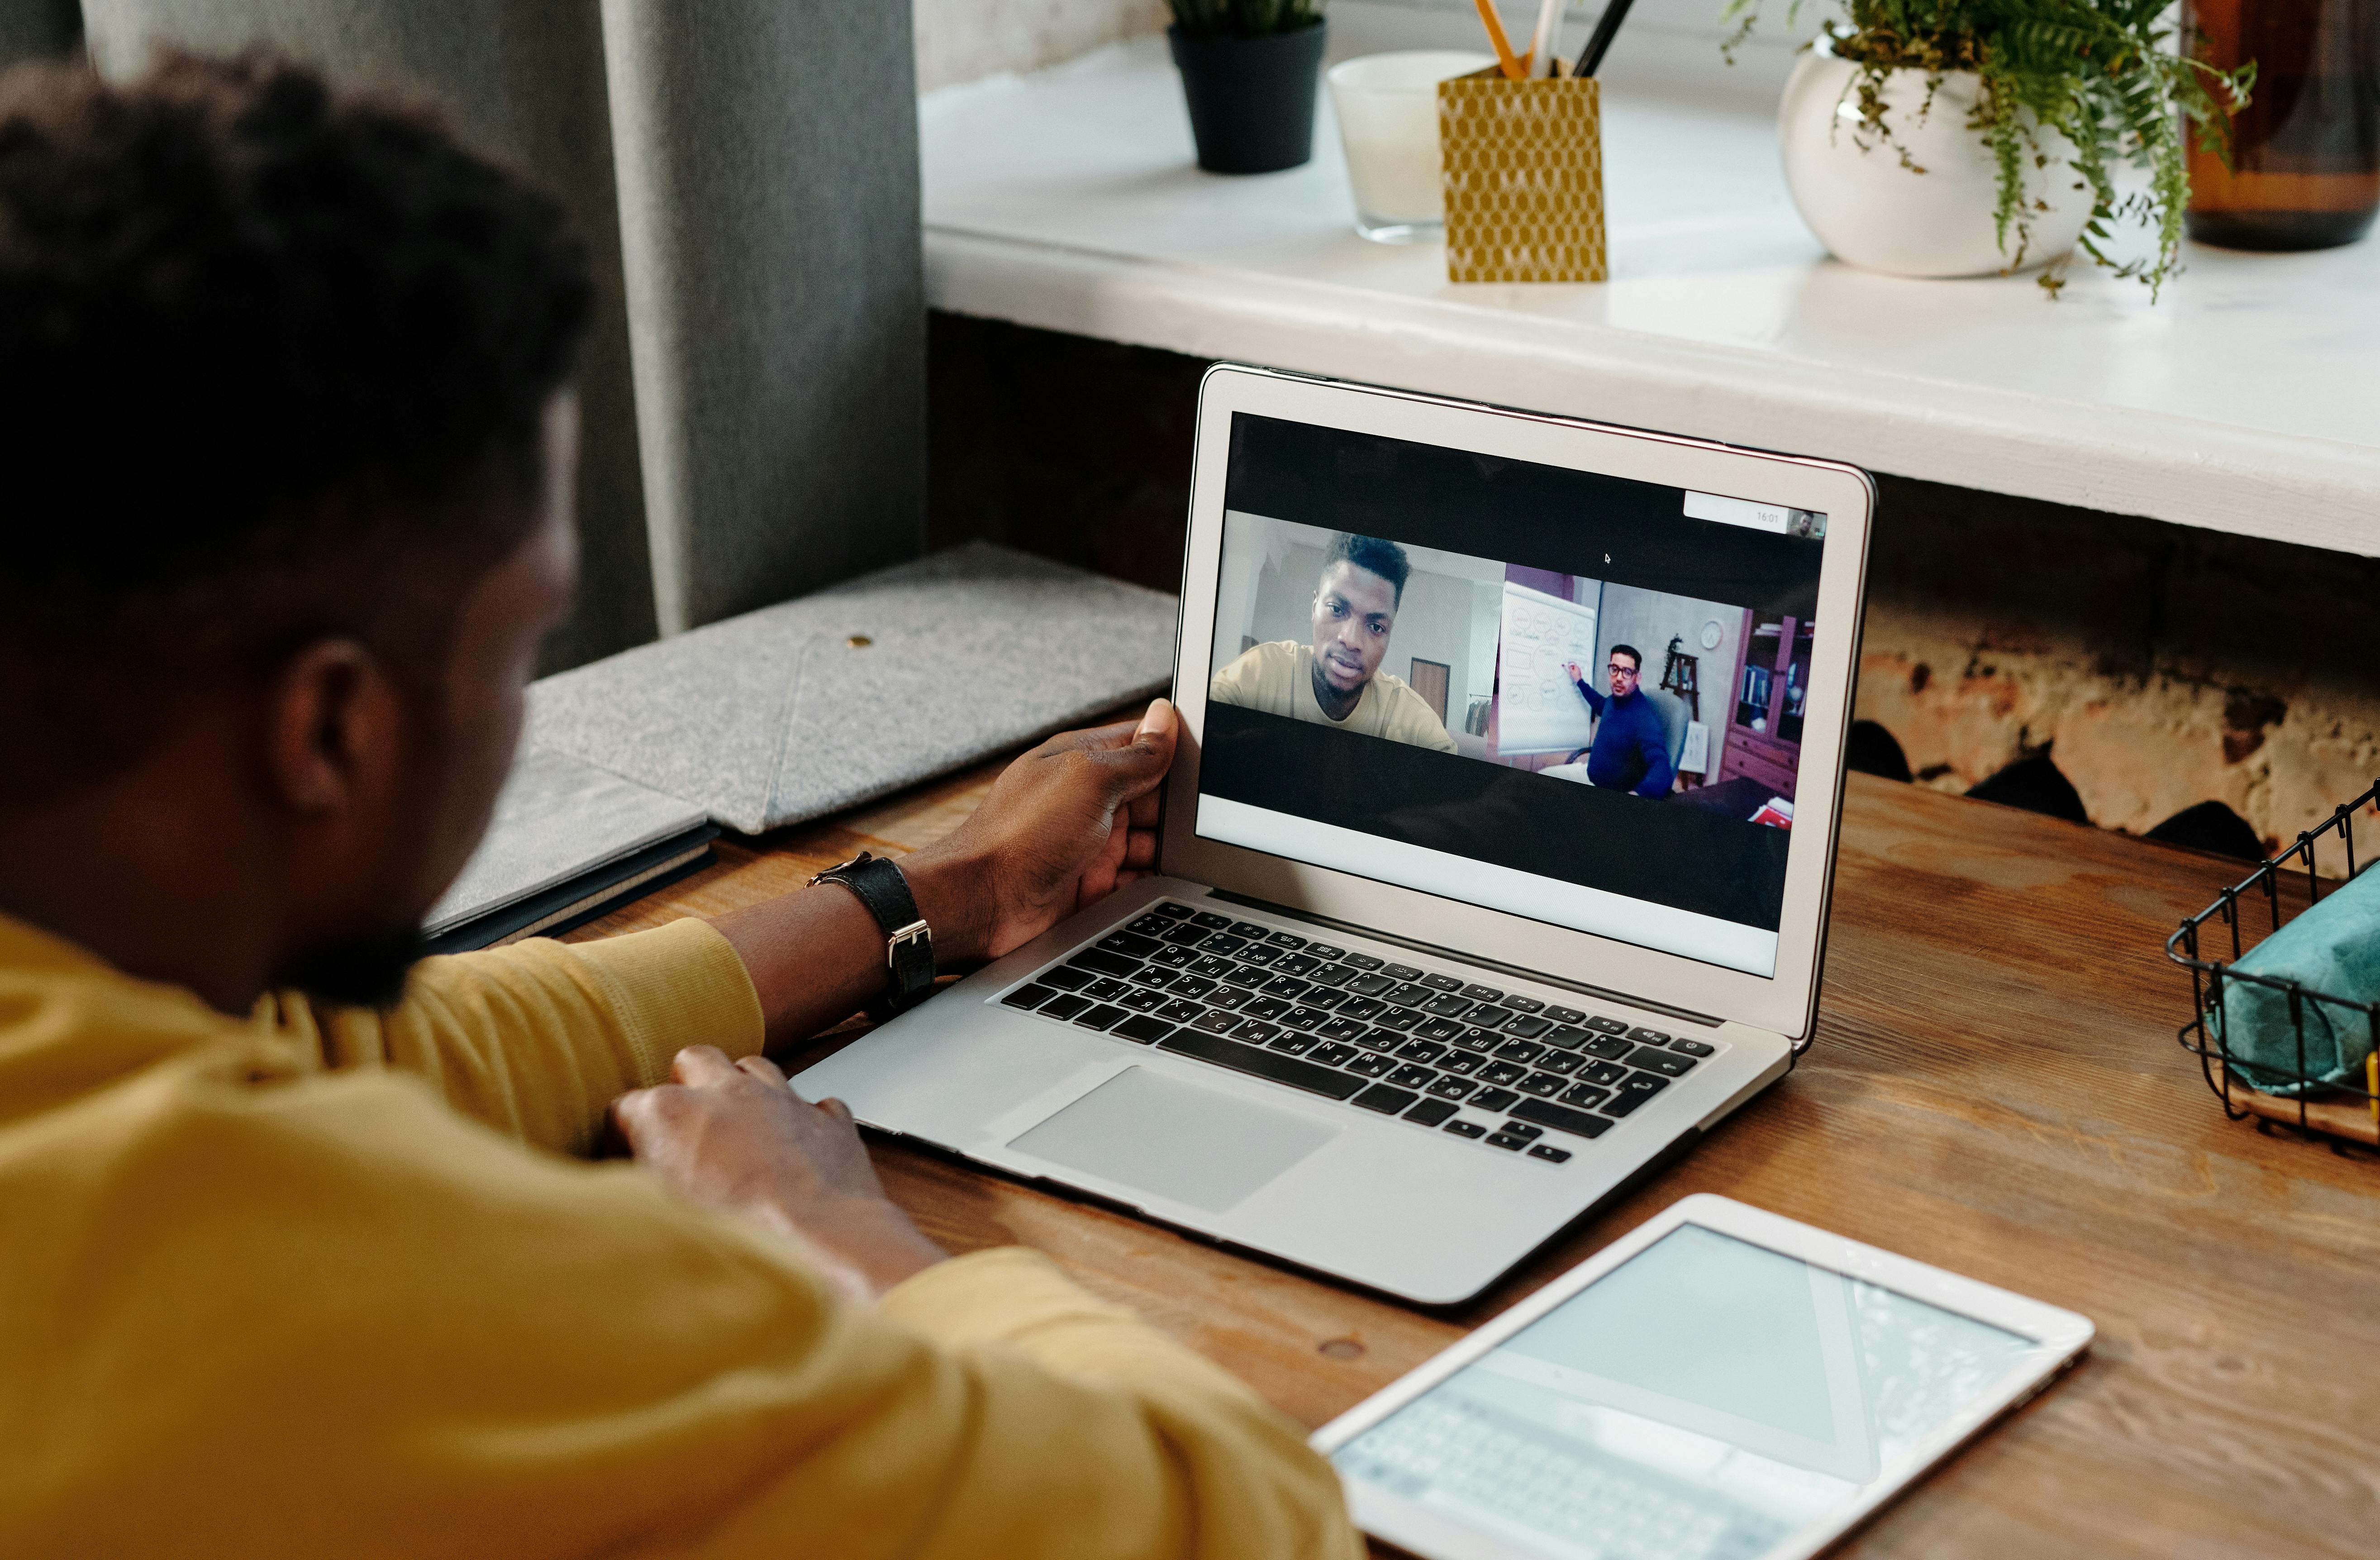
571, 763, 2380, 1559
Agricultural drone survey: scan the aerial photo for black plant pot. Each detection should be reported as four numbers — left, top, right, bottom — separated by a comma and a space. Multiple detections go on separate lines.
1168, 20, 1328, 175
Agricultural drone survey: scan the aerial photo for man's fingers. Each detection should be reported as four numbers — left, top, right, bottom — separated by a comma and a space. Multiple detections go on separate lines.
815, 1096, 857, 1128
1127, 787, 1162, 828
736, 1054, 789, 1087
1038, 716, 1142, 756
1084, 699, 1177, 799
1123, 829, 1158, 868
670, 1045, 738, 1086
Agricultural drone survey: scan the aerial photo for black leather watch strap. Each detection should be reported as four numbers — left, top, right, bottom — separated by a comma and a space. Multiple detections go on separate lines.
809, 852, 936, 1019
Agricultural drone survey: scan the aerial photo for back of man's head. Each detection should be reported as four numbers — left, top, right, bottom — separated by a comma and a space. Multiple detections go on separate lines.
0, 50, 591, 808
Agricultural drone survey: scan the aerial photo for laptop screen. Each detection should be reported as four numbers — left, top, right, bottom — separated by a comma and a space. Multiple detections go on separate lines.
1195, 414, 1829, 979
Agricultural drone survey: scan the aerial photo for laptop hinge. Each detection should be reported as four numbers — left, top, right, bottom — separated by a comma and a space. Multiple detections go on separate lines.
1206, 889, 1729, 1031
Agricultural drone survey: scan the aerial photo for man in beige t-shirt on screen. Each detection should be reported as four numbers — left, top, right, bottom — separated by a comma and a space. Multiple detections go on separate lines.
1211, 532, 1458, 753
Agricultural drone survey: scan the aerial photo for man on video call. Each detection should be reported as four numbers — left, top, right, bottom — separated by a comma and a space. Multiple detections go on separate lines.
0, 52, 1355, 1558
1209, 532, 1458, 754
1561, 646, 1677, 797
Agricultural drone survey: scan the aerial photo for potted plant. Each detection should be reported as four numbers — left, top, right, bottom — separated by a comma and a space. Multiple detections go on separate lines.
1726, 0, 2255, 293
1168, 0, 1330, 175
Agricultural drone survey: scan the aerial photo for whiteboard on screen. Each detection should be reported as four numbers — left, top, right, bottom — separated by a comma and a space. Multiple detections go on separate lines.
1496, 582, 1598, 755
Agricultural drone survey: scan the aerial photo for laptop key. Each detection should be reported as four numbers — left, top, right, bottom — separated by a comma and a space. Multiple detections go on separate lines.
1279, 1007, 1328, 1031
1240, 997, 1290, 1021
1504, 996, 1546, 1014
1273, 953, 1321, 976
1315, 1017, 1369, 1044
1420, 973, 1464, 992
1228, 921, 1269, 939
1470, 1087, 1520, 1113
1480, 1061, 1527, 1087
1191, 1009, 1238, 1034
1347, 1053, 1397, 1078
1559, 1083, 1612, 1109
1385, 982, 1433, 1007
1157, 999, 1206, 1024
1337, 996, 1387, 1021
1153, 902, 1195, 920
1307, 963, 1357, 988
1602, 1073, 1671, 1117
1539, 1051, 1584, 1075
1500, 1122, 1542, 1140
1394, 1039, 1447, 1064
1158, 1029, 1366, 1101
1309, 1041, 1360, 1068
1266, 930, 1309, 949
1309, 943, 1347, 959
1355, 1028, 1402, 1053
1353, 1083, 1419, 1114
1500, 1014, 1553, 1039
1000, 983, 1058, 1010
1187, 956, 1234, 979
1544, 1005, 1585, 1024
1073, 1004, 1128, 1031
1160, 924, 1206, 946
1261, 974, 1311, 999
1494, 1039, 1544, 1065
1629, 1026, 1672, 1046
1376, 1007, 1424, 1032
1041, 966, 1094, 992
1111, 1015, 1175, 1045
1542, 1024, 1590, 1051
1039, 993, 1092, 1021
1453, 1027, 1501, 1054
1387, 1064, 1437, 1090
1528, 1143, 1574, 1164
1098, 931, 1161, 959
1301, 988, 1348, 1011
1268, 1032, 1318, 1055
1342, 973, 1395, 998
1442, 1118, 1487, 1139
1517, 1072, 1566, 1097
1582, 1036, 1633, 1061
1459, 983, 1502, 1002
1082, 977, 1129, 1001
1581, 1059, 1628, 1088
1422, 994, 1474, 1019
1484, 1131, 1530, 1152
1221, 964, 1269, 989
1151, 945, 1198, 969
1670, 1037, 1717, 1058
1072, 948, 1141, 978
1383, 963, 1423, 980
1206, 987, 1253, 1011
1238, 945, 1284, 968
1191, 911, 1233, 930
1343, 952, 1385, 971
1166, 974, 1216, 1000
1414, 1017, 1464, 1043
1440, 1052, 1485, 1077
1198, 933, 1248, 956
1230, 1019, 1283, 1044
1585, 1016, 1630, 1035
1511, 1098, 1614, 1140
1426, 1076, 1476, 1101
1630, 1047, 1696, 1077
1404, 1098, 1460, 1128
1119, 988, 1169, 1013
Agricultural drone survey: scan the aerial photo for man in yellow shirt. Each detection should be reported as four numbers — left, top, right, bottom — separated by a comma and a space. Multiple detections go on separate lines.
0, 52, 1358, 1560
1211, 533, 1458, 752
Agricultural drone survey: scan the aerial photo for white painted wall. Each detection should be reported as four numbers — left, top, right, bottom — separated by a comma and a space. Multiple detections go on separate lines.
915, 0, 1167, 92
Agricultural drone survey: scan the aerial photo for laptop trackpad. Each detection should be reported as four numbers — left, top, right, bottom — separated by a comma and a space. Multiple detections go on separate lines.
1008, 1066, 1337, 1214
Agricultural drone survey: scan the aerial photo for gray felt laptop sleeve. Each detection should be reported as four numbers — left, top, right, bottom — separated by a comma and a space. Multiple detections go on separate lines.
523, 542, 1179, 835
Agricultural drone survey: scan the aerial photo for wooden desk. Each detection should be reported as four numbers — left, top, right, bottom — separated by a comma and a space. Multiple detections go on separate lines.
572, 765, 2380, 1558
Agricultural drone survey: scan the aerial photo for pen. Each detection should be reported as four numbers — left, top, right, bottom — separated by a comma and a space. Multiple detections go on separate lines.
1575, 0, 1637, 77
1525, 0, 1565, 77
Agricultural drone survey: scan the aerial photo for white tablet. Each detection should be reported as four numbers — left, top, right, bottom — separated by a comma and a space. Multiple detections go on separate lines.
1312, 1195, 2092, 1560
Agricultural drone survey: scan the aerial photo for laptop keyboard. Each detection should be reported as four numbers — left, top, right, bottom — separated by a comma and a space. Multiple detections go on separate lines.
990, 900, 1723, 1164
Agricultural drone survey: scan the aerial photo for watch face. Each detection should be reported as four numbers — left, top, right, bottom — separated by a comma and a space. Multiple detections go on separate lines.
1700, 619, 1723, 650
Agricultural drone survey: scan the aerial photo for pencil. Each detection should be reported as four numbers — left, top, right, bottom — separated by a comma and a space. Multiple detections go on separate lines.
1576, 0, 1638, 77
1472, 0, 1528, 79
1525, 0, 1565, 77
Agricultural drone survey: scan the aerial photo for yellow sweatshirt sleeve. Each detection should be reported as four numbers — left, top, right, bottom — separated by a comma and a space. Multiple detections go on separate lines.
28, 1059, 1359, 1560
270, 917, 765, 1155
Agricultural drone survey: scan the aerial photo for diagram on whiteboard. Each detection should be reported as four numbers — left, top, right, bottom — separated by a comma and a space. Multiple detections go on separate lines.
1495, 582, 1598, 755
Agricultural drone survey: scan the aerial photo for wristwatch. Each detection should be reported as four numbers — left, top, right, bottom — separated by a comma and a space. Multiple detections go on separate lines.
809, 851, 937, 1019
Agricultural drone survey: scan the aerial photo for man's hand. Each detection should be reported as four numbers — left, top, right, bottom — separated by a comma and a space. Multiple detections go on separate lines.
611, 1046, 945, 1300
903, 697, 1176, 962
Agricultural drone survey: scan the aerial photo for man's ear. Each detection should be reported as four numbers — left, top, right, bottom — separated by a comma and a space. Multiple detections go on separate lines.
264, 638, 406, 815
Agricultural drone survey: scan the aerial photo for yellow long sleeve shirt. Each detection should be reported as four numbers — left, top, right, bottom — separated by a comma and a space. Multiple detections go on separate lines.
0, 911, 1361, 1560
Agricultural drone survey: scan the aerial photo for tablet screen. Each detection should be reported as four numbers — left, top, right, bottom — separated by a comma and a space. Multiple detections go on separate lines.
1330, 1223, 2036, 1560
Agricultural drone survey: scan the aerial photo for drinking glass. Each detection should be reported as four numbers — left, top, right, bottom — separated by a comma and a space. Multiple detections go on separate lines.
1326, 51, 1495, 243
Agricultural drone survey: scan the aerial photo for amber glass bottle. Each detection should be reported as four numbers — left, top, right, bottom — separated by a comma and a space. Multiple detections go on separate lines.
2184, 0, 2379, 250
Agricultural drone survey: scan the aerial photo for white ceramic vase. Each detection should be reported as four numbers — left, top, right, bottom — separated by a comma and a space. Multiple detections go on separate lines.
1777, 46, 2092, 277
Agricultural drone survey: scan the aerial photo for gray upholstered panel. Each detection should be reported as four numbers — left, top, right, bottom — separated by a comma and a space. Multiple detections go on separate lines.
78, 0, 658, 670
599, 0, 927, 636
0, 0, 77, 66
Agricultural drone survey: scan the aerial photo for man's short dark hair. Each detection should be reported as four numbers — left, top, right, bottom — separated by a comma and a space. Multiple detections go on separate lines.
0, 50, 592, 804
1609, 644, 1643, 671
1323, 532, 1411, 606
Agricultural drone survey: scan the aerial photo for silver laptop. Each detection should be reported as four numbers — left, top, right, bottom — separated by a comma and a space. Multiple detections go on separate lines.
795, 366, 1874, 1306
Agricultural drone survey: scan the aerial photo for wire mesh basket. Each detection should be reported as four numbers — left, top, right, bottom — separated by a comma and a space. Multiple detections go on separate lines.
2169, 780, 2380, 1153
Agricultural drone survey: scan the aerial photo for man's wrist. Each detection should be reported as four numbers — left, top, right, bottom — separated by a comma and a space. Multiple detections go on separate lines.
897, 846, 995, 967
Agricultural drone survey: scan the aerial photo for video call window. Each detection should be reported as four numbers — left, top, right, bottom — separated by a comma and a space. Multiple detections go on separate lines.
1195, 414, 1828, 977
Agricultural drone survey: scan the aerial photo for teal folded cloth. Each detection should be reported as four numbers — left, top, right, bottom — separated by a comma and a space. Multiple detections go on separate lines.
2210, 863, 2380, 1097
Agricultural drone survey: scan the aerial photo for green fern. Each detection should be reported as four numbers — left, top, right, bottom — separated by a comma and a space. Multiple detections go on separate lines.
1723, 0, 2253, 296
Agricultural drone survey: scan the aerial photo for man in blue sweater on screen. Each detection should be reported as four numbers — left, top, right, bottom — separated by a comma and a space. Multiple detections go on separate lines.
1561, 646, 1675, 797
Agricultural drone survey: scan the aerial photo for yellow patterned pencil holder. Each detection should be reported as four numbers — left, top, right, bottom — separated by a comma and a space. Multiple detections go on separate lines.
1438, 69, 1607, 283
